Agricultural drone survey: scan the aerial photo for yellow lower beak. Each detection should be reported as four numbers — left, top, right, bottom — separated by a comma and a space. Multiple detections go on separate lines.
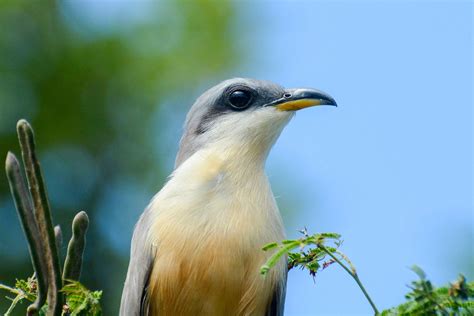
269, 88, 337, 111
276, 99, 324, 111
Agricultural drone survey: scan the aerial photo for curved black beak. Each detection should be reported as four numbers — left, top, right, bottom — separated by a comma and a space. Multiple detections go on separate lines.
266, 88, 337, 111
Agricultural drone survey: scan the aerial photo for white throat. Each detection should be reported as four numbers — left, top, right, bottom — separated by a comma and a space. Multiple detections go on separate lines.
176, 106, 293, 168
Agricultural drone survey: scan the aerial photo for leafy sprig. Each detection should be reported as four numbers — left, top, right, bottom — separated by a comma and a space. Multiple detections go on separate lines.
261, 229, 474, 315
261, 228, 379, 314
0, 276, 102, 315
381, 266, 474, 315
62, 280, 102, 316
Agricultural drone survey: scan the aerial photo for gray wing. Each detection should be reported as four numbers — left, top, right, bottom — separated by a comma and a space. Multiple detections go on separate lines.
265, 267, 288, 316
120, 209, 155, 316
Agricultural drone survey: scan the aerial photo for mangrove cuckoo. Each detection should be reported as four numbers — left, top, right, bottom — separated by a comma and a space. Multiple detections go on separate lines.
120, 78, 336, 316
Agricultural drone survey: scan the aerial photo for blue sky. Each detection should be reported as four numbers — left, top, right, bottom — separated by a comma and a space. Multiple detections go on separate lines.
233, 1, 472, 314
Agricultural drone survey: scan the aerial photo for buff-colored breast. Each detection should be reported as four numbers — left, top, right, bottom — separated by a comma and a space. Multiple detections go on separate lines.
146, 148, 286, 315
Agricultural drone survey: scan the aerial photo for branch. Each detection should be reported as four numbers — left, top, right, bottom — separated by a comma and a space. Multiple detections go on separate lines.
5, 152, 48, 315
63, 211, 89, 281
17, 119, 63, 315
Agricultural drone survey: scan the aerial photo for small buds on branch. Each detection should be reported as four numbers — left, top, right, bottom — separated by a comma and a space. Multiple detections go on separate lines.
16, 119, 63, 316
5, 152, 48, 315
2, 119, 97, 315
54, 225, 63, 256
63, 211, 89, 281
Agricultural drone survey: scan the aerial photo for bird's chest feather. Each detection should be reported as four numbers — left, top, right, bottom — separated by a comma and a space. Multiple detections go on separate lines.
146, 150, 286, 315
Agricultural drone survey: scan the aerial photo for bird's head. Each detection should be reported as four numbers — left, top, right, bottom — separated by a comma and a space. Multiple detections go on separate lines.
175, 78, 336, 168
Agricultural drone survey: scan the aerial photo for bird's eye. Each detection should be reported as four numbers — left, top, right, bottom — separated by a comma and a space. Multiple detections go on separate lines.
228, 90, 252, 110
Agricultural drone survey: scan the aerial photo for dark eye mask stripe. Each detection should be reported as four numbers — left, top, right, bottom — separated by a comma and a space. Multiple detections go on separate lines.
194, 107, 231, 135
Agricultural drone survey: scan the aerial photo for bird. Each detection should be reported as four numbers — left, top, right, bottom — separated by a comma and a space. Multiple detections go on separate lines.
120, 78, 336, 316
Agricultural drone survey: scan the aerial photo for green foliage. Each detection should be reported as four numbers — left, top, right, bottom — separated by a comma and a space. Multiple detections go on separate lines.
0, 277, 102, 316
381, 267, 474, 316
262, 229, 379, 313
62, 281, 102, 316
262, 230, 473, 315
260, 229, 344, 278
0, 277, 37, 315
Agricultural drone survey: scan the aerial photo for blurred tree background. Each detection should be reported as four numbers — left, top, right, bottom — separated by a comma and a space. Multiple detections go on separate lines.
0, 0, 241, 314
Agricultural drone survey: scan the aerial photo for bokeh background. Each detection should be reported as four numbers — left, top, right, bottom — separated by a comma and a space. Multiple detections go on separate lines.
0, 1, 471, 315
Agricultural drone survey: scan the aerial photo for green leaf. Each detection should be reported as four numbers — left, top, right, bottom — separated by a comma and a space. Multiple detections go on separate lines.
261, 242, 278, 251
410, 265, 426, 280
260, 240, 300, 276
319, 232, 341, 239
62, 280, 102, 316
260, 265, 270, 275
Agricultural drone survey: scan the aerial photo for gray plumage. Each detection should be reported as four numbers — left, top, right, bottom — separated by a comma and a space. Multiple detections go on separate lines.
120, 207, 154, 316
175, 78, 285, 167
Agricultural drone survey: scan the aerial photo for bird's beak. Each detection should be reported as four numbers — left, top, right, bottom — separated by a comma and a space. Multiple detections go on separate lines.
267, 88, 337, 111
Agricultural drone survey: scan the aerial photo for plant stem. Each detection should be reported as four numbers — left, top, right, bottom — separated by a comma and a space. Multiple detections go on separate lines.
5, 293, 24, 316
0, 283, 31, 316
17, 119, 63, 315
63, 211, 89, 281
5, 152, 48, 314
0, 283, 19, 295
320, 245, 380, 315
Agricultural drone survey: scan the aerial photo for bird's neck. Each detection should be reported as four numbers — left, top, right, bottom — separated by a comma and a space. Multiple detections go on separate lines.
170, 140, 271, 195
210, 140, 271, 177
